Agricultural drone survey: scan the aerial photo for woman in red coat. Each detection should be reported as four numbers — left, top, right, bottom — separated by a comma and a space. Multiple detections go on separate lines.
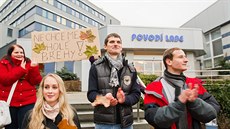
0, 44, 42, 129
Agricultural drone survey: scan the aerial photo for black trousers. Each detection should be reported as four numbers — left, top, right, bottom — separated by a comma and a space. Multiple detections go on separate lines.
5, 103, 34, 129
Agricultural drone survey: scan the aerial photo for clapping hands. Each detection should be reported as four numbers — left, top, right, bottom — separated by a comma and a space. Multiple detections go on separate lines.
91, 87, 126, 108
178, 83, 199, 103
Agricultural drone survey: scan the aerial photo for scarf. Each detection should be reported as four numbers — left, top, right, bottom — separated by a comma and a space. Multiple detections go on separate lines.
163, 70, 186, 101
163, 70, 188, 129
105, 52, 123, 87
42, 102, 60, 122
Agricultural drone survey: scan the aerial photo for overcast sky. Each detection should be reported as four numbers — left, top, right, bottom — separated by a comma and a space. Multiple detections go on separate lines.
88, 0, 218, 28
0, 0, 217, 28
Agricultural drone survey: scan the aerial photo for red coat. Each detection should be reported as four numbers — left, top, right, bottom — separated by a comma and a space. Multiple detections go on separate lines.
0, 58, 42, 107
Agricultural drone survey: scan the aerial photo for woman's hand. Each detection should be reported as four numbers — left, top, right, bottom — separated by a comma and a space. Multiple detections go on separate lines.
20, 58, 26, 69
31, 60, 38, 67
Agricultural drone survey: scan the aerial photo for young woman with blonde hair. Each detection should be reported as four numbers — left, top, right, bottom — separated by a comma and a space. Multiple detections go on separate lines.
21, 73, 81, 129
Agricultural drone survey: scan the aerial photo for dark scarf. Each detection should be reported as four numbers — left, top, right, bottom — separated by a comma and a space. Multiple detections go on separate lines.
163, 70, 186, 101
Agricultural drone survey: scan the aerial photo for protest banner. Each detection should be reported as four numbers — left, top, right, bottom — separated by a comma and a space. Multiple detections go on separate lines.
31, 27, 101, 63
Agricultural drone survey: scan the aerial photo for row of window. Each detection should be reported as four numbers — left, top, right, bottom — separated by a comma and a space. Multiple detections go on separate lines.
68, 0, 105, 21
1, 0, 104, 29
203, 29, 224, 68
17, 6, 90, 37
0, 0, 32, 24
42, 0, 104, 28
19, 22, 57, 37
44, 61, 74, 75
133, 60, 163, 76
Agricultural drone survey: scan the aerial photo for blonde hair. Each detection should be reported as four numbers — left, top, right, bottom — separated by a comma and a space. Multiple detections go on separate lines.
28, 73, 76, 129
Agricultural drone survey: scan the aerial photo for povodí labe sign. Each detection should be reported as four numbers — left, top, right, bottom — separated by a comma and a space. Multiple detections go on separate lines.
31, 28, 101, 63
131, 33, 183, 42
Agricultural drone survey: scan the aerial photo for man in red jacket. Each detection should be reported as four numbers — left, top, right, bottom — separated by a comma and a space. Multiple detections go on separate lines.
144, 47, 220, 129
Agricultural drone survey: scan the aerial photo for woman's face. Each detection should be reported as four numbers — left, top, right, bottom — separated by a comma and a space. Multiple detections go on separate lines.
43, 76, 60, 107
11, 46, 24, 60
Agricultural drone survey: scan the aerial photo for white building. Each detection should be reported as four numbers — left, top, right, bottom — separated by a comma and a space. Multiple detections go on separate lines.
181, 0, 230, 69
2, 0, 221, 92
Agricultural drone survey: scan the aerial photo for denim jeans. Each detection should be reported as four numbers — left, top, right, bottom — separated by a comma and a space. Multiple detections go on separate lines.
95, 124, 133, 129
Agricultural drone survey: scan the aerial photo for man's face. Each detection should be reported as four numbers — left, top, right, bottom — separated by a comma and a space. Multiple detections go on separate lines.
104, 36, 122, 56
166, 49, 189, 74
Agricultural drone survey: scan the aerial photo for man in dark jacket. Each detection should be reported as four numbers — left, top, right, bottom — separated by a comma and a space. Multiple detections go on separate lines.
87, 33, 140, 129
144, 47, 220, 129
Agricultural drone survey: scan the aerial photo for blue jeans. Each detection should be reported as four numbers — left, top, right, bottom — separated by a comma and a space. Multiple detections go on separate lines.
5, 104, 34, 129
95, 124, 133, 129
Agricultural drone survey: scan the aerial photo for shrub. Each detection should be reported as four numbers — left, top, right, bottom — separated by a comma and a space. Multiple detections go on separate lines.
56, 67, 79, 81
204, 80, 230, 129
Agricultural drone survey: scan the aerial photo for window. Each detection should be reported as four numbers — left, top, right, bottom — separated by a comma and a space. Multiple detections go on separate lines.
61, 18, 66, 25
212, 39, 223, 56
204, 43, 211, 58
64, 61, 74, 72
48, 0, 54, 5
47, 12, 53, 20
62, 4, 67, 12
204, 59, 212, 68
133, 60, 162, 74
134, 61, 144, 73
44, 62, 55, 74
7, 28, 13, 37
211, 29, 221, 40
214, 56, 223, 67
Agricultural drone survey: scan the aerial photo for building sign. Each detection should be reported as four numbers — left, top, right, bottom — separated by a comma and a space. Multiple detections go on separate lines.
31, 28, 101, 63
131, 34, 183, 42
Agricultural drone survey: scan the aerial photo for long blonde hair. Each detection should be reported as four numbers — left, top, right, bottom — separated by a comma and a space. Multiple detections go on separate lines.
28, 73, 76, 129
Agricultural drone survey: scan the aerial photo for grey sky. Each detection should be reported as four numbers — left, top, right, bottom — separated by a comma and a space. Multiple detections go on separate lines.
88, 0, 217, 27
0, 0, 217, 28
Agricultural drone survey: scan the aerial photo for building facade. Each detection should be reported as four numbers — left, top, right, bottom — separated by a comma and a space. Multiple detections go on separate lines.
181, 0, 230, 69
0, 0, 120, 80
1, 0, 208, 91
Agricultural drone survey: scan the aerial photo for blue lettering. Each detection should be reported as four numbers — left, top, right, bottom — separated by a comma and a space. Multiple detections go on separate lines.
143, 34, 148, 41
165, 35, 183, 42
148, 35, 154, 41
155, 35, 161, 41
179, 36, 183, 42
131, 34, 136, 41
165, 35, 170, 42
169, 35, 174, 41
137, 34, 143, 41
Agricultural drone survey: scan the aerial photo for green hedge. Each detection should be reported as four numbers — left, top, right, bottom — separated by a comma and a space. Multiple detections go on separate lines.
204, 80, 230, 129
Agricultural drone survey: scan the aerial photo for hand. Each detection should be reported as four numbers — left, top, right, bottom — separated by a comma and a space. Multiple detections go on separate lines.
117, 87, 125, 104
106, 93, 118, 106
91, 93, 117, 107
20, 58, 26, 69
31, 59, 38, 67
178, 89, 190, 103
187, 83, 199, 102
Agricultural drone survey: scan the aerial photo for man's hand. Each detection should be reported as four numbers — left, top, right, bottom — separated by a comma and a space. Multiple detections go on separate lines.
187, 83, 199, 102
117, 87, 125, 104
91, 93, 117, 107
178, 89, 190, 103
